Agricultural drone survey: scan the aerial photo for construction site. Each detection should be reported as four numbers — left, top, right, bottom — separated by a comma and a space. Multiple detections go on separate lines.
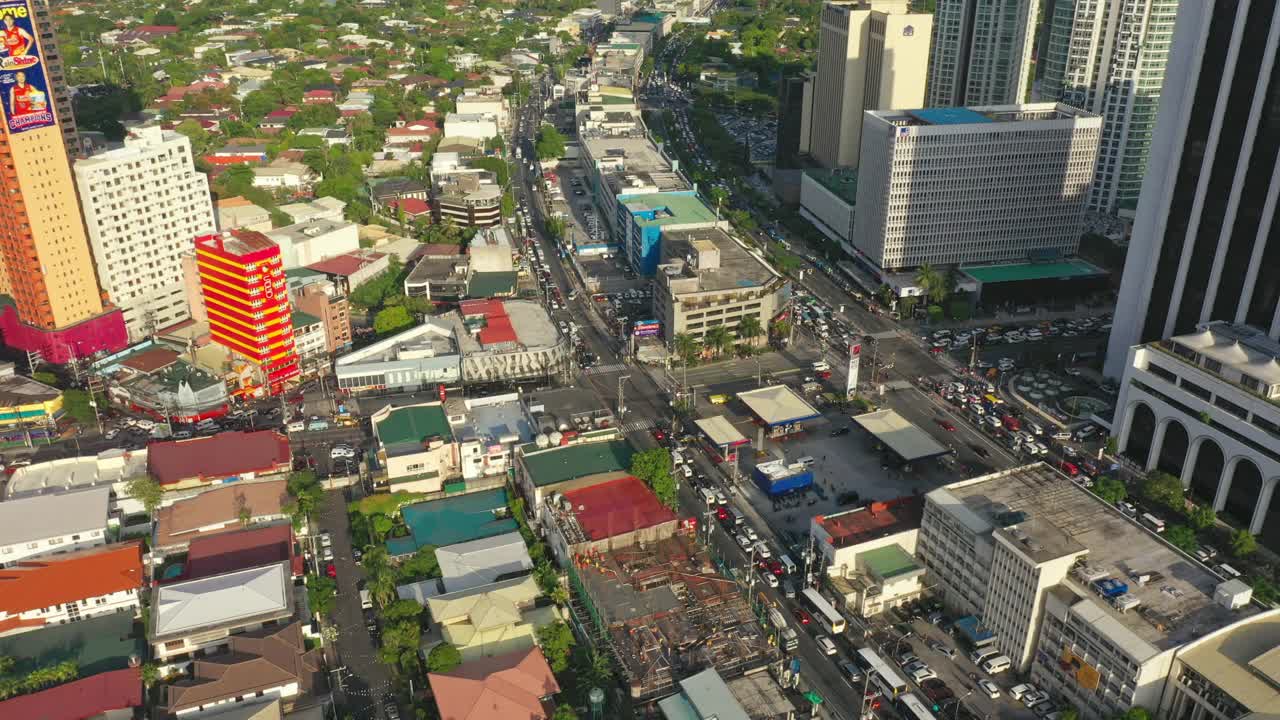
565, 533, 776, 701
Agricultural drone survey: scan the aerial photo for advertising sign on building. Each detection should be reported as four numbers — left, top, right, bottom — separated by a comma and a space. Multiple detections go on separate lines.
0, 0, 56, 135
846, 343, 861, 399
633, 319, 660, 338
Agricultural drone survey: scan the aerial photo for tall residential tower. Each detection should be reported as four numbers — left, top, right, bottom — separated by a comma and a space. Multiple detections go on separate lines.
805, 0, 932, 168
1105, 0, 1280, 378
0, 0, 126, 363
926, 0, 1040, 107
1040, 0, 1178, 213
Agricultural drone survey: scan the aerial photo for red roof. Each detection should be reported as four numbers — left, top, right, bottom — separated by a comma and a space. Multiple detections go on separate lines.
147, 430, 292, 486
458, 298, 504, 317
428, 647, 558, 720
457, 299, 519, 345
304, 89, 335, 98
814, 495, 924, 548
0, 668, 141, 720
183, 524, 297, 581
387, 197, 432, 216
0, 543, 143, 620
119, 346, 180, 373
306, 250, 388, 277
562, 476, 677, 541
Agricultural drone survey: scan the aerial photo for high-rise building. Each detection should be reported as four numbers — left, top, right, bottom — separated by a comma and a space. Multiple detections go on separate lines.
74, 126, 216, 341
31, 0, 78, 158
0, 0, 126, 364
195, 230, 300, 396
1040, 0, 1178, 214
926, 0, 1039, 108
804, 1, 932, 169
852, 104, 1100, 272
1105, 0, 1280, 379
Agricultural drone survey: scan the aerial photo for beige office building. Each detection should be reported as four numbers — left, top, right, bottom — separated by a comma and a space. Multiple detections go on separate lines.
805, 1, 932, 169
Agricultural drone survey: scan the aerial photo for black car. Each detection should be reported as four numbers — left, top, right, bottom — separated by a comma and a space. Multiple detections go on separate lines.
969, 443, 991, 459
830, 426, 851, 437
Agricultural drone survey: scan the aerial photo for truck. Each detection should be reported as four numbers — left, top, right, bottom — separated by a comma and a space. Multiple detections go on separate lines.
767, 607, 800, 651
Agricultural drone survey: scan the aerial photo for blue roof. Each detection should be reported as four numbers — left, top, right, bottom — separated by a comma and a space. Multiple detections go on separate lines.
909, 108, 993, 126
954, 615, 997, 644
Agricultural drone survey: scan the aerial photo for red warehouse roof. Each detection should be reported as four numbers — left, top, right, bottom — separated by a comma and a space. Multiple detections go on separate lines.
148, 430, 292, 486
562, 476, 677, 541
0, 668, 141, 720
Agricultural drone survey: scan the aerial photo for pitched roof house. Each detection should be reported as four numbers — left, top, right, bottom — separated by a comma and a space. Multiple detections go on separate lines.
428, 647, 559, 720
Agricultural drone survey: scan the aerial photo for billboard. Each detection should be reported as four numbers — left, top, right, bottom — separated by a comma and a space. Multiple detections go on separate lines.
0, 0, 55, 135
846, 343, 861, 398
633, 319, 660, 338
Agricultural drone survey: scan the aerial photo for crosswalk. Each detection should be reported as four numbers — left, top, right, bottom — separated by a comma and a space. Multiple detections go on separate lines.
582, 363, 628, 376
618, 417, 656, 433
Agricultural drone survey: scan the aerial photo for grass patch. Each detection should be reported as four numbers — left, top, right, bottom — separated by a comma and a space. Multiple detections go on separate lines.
350, 491, 430, 517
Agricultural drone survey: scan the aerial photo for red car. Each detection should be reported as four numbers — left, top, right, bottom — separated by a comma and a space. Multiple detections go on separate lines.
768, 559, 784, 576
652, 428, 667, 443
793, 608, 813, 626
325, 562, 337, 579
935, 418, 956, 432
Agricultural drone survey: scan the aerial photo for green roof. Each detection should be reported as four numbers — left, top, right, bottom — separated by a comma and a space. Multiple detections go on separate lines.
391, 487, 519, 553
598, 94, 635, 105
376, 404, 453, 455
0, 611, 142, 677
963, 259, 1108, 284
621, 192, 718, 228
520, 439, 635, 487
292, 309, 322, 328
467, 271, 518, 298
804, 168, 858, 204
862, 544, 922, 581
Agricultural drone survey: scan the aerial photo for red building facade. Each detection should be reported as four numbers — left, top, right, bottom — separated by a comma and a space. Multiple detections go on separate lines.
195, 230, 300, 395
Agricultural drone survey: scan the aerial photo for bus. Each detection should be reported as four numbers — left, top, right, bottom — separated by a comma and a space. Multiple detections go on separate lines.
855, 648, 908, 699
800, 588, 847, 635
898, 693, 937, 720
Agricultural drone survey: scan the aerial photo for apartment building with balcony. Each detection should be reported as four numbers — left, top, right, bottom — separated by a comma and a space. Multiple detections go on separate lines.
1115, 321, 1280, 538
195, 231, 300, 396
653, 227, 787, 344
430, 152, 502, 228
74, 126, 217, 341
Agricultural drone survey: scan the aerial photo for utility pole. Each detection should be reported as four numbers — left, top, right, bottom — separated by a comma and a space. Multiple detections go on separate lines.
617, 374, 629, 418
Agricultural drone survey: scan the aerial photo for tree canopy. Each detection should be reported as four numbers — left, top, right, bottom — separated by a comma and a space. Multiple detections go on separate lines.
630, 448, 677, 508
535, 124, 567, 160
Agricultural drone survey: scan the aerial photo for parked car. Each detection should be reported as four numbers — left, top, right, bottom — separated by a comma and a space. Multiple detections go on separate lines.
978, 679, 1001, 698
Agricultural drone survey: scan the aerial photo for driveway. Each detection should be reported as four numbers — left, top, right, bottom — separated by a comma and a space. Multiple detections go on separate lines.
317, 489, 395, 719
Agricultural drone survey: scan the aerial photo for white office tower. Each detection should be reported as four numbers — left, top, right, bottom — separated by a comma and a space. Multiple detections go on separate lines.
805, 1, 932, 168
74, 126, 216, 340
926, 0, 1040, 107
1105, 0, 1280, 379
1039, 0, 1179, 214
851, 104, 1100, 272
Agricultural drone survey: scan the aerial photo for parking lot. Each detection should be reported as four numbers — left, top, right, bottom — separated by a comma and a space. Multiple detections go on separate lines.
714, 111, 777, 164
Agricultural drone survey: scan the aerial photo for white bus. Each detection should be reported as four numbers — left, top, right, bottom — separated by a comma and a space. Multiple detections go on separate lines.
898, 692, 937, 720
800, 588, 846, 635
856, 648, 908, 699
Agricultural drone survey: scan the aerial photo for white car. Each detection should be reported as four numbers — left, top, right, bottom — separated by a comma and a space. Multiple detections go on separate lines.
330, 445, 356, 459
759, 571, 778, 588
978, 679, 1000, 699
1009, 683, 1037, 702
909, 666, 937, 683
744, 526, 759, 542
736, 534, 753, 549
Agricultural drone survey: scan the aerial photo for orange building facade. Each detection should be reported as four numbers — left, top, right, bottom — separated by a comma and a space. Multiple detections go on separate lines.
0, 0, 126, 363
195, 230, 300, 396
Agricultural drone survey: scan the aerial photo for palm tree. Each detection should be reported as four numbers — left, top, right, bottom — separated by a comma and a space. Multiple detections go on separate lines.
915, 263, 946, 305
704, 326, 734, 358
735, 315, 763, 350
673, 332, 701, 365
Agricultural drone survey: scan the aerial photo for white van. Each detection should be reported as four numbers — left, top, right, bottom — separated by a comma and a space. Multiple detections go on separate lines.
701, 488, 718, 506
981, 655, 1012, 675
970, 647, 1000, 665
779, 554, 798, 575
1215, 563, 1242, 579
360, 589, 373, 610
288, 420, 306, 433
797, 456, 816, 467
816, 636, 838, 655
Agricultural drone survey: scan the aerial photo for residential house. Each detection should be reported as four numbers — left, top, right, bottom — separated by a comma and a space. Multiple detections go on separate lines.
252, 160, 318, 190
153, 479, 292, 554
182, 524, 302, 583
278, 197, 347, 224
297, 126, 350, 147
385, 489, 519, 558
147, 431, 292, 491
305, 249, 391, 292
216, 197, 273, 232
293, 311, 328, 361
0, 543, 143, 637
302, 89, 336, 104
452, 393, 533, 482
0, 487, 111, 567
0, 668, 142, 720
425, 575, 559, 661
151, 561, 296, 668
371, 402, 459, 493
428, 647, 559, 720
513, 433, 633, 512
3, 447, 150, 516
370, 177, 430, 212
436, 532, 534, 593
258, 108, 299, 133
161, 621, 323, 717
206, 145, 269, 166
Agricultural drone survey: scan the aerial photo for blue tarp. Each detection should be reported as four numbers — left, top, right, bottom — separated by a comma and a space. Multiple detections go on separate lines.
954, 615, 997, 646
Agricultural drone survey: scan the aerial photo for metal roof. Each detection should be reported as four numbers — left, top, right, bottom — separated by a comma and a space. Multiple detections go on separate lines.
850, 409, 950, 462
694, 416, 749, 447
436, 532, 534, 593
153, 561, 291, 639
0, 487, 109, 548
520, 439, 635, 487
735, 385, 820, 426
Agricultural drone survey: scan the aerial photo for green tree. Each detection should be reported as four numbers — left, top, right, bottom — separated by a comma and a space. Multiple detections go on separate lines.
1140, 470, 1185, 511
374, 305, 415, 336
139, 662, 159, 688
1112, 708, 1153, 720
1186, 505, 1216, 532
630, 447, 677, 508
1104, 436, 1119, 456
126, 475, 164, 518
735, 315, 763, 348
0, 656, 13, 675
426, 643, 462, 673
31, 371, 57, 386
1092, 476, 1127, 505
217, 164, 257, 197
704, 325, 734, 358
381, 599, 425, 626
552, 705, 579, 720
1164, 525, 1199, 553
535, 124, 567, 160
1231, 529, 1258, 558
306, 573, 337, 616
915, 263, 946, 305
398, 545, 439, 582
673, 332, 701, 365
535, 621, 575, 673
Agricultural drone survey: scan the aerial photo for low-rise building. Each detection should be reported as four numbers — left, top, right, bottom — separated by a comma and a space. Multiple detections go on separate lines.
428, 647, 560, 720
617, 191, 723, 276
153, 479, 292, 554
3, 448, 150, 515
426, 575, 559, 662
654, 227, 787, 345
0, 543, 143, 637
216, 197, 273, 233
0, 667, 142, 720
370, 177, 430, 212
443, 112, 499, 140
161, 621, 323, 717
514, 432, 633, 512
147, 431, 292, 491
455, 91, 508, 130
304, 249, 391, 292
96, 343, 230, 423
371, 402, 460, 493
181, 524, 301, 583
810, 497, 925, 617
452, 393, 534, 482
0, 487, 111, 567
540, 475, 678, 566
291, 280, 352, 354
0, 362, 62, 433
436, 532, 534, 594
151, 561, 296, 669
449, 300, 571, 386
387, 488, 520, 558
335, 319, 461, 395
431, 152, 502, 228
292, 310, 327, 360
277, 197, 346, 224
267, 219, 360, 269
1158, 609, 1280, 720
403, 252, 470, 301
